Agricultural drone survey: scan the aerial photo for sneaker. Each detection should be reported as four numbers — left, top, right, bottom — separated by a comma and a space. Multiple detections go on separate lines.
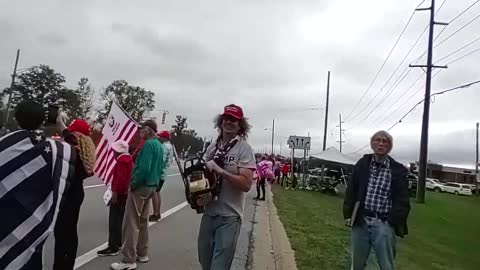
149, 214, 160, 222
110, 261, 136, 270
260, 197, 265, 201
97, 247, 119, 257
137, 256, 149, 263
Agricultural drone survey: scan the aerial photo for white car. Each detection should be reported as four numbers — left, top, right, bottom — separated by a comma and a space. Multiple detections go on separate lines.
442, 182, 472, 196
426, 178, 445, 192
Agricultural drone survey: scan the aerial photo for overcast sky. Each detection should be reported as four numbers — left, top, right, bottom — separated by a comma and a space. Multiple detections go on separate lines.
1, 0, 480, 167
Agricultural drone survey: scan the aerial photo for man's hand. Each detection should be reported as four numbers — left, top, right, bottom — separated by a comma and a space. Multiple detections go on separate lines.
345, 218, 352, 227
206, 160, 223, 175
111, 192, 118, 205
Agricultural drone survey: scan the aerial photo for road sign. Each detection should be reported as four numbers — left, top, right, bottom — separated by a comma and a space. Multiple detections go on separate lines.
288, 136, 311, 150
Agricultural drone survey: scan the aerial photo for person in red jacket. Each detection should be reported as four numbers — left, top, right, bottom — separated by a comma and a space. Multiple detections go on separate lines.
98, 140, 134, 256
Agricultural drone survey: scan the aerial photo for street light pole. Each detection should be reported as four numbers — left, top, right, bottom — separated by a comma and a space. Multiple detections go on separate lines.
271, 118, 275, 155
3, 49, 20, 130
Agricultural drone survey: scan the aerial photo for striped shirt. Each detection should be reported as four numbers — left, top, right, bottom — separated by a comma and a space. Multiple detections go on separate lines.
364, 157, 392, 214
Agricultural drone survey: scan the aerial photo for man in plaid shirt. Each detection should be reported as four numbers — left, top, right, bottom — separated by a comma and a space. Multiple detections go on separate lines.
343, 131, 410, 270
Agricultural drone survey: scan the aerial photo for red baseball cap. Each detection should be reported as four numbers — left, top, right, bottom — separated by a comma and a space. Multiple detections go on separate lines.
67, 119, 91, 136
158, 130, 170, 139
222, 104, 244, 120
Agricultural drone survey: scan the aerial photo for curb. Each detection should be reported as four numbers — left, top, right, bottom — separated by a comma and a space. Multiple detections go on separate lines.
267, 187, 298, 270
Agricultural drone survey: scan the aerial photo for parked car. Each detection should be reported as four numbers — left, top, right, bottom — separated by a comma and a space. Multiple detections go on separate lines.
426, 178, 445, 192
442, 182, 472, 196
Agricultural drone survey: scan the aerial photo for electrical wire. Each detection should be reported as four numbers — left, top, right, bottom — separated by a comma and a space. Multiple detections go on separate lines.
348, 75, 479, 155
412, 0, 478, 63
352, 25, 430, 124
344, 0, 426, 121
444, 46, 480, 65
347, 0, 449, 124
436, 36, 480, 62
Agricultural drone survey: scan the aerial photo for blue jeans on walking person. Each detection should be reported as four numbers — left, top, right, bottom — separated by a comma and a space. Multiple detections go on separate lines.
198, 215, 242, 270
351, 216, 396, 270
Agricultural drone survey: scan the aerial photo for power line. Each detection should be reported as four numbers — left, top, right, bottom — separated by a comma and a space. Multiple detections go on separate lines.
444, 46, 480, 65
434, 13, 480, 49
436, 36, 480, 62
352, 25, 430, 124
348, 77, 480, 154
449, 0, 480, 24
412, 0, 477, 63
348, 0, 449, 124
344, 0, 425, 121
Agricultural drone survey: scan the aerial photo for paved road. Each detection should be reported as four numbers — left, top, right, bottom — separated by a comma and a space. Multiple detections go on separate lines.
41, 166, 257, 270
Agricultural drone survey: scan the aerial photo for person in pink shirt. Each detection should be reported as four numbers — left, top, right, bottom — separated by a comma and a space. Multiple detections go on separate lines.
256, 156, 273, 200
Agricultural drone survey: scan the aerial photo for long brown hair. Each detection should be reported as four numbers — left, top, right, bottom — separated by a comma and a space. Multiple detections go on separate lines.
214, 114, 251, 139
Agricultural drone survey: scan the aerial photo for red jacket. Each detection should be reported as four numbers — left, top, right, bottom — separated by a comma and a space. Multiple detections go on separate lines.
111, 154, 134, 194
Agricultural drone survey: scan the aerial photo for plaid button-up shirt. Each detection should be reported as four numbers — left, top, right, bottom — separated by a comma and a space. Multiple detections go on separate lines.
364, 157, 392, 214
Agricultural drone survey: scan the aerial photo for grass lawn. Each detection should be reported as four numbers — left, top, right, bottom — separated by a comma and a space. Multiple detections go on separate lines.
273, 185, 480, 270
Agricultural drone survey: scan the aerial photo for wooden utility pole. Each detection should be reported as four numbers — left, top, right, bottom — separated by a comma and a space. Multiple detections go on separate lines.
337, 113, 345, 152
321, 71, 331, 182
410, 0, 447, 203
322, 71, 330, 151
3, 49, 20, 130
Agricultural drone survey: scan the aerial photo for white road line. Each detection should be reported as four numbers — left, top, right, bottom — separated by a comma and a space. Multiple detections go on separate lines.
73, 201, 188, 269
83, 173, 182, 189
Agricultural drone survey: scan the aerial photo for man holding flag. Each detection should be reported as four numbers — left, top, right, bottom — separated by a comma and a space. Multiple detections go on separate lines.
111, 120, 164, 270
0, 101, 75, 269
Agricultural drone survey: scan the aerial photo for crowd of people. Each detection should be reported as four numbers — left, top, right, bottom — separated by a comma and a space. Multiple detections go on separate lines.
1, 100, 410, 270
0, 102, 259, 270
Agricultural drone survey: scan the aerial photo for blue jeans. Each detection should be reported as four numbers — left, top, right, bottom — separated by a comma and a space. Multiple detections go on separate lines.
198, 215, 242, 270
351, 216, 396, 270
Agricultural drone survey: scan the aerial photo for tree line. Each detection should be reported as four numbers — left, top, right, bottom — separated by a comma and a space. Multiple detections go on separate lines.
1, 64, 204, 156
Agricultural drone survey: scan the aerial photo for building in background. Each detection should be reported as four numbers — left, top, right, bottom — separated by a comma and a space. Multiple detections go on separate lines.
409, 162, 477, 184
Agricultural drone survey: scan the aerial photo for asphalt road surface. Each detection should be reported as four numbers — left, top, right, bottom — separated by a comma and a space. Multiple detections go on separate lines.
42, 165, 257, 270
42, 166, 206, 270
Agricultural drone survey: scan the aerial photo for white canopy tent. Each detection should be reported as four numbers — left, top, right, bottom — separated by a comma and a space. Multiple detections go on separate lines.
311, 147, 357, 167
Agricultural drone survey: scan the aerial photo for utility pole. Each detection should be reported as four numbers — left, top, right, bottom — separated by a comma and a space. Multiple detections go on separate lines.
3, 49, 20, 130
323, 71, 330, 151
321, 71, 331, 182
271, 118, 275, 155
409, 0, 447, 203
337, 113, 345, 152
476, 122, 479, 196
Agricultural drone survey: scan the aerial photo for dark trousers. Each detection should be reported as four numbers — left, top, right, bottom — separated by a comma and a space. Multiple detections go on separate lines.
54, 184, 84, 270
108, 194, 128, 250
256, 178, 266, 198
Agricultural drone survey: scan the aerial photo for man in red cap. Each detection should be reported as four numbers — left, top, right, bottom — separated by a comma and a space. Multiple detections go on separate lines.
197, 104, 256, 270
150, 130, 173, 221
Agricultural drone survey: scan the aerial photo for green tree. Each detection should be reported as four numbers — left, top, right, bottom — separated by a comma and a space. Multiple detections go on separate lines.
97, 80, 155, 123
1, 65, 69, 130
170, 115, 204, 158
8, 65, 66, 108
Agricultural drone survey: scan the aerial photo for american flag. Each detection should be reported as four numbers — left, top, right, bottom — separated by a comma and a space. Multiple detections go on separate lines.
0, 130, 75, 269
94, 102, 138, 184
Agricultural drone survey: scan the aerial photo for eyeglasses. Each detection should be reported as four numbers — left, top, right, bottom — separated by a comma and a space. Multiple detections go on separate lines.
373, 137, 389, 144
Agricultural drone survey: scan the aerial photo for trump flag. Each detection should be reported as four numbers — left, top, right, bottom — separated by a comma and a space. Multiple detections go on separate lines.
94, 102, 138, 184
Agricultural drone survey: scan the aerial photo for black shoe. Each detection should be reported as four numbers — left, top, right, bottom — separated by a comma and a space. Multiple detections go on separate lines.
260, 197, 265, 201
97, 247, 119, 257
149, 214, 160, 222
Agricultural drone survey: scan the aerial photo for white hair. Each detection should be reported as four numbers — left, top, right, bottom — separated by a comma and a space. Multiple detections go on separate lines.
370, 130, 393, 153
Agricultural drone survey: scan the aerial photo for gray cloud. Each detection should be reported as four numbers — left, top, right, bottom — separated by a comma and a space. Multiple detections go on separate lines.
1, 0, 480, 167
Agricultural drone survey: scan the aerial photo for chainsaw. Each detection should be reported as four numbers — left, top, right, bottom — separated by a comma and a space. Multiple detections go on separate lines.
172, 142, 221, 214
